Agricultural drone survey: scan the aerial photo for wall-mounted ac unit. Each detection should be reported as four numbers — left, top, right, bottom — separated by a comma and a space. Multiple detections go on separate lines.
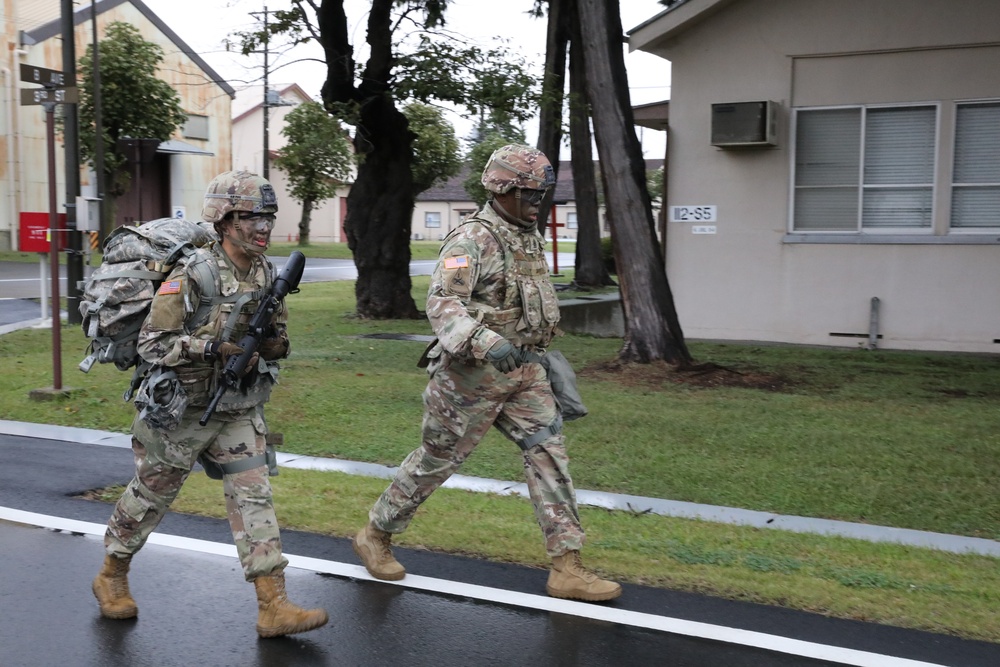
710, 100, 777, 148
412, 233, 423, 240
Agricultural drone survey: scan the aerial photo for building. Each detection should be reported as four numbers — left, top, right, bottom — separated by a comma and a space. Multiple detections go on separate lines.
630, 0, 1000, 353
2, 0, 234, 249
414, 159, 663, 242
232, 83, 352, 244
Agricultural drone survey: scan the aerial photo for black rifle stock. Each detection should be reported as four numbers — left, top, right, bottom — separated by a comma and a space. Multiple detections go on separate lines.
199, 251, 306, 425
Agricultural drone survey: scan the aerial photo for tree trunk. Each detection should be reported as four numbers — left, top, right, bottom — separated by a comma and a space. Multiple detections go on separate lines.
318, 0, 420, 319
344, 97, 420, 319
567, 3, 613, 288
576, 0, 691, 365
298, 197, 313, 246
535, 0, 570, 238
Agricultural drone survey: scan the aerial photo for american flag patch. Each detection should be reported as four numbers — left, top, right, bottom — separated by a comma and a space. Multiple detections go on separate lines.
443, 256, 469, 270
157, 280, 181, 295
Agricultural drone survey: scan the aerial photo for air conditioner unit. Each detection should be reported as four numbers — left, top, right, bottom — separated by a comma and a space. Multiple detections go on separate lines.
412, 233, 423, 241
710, 100, 777, 148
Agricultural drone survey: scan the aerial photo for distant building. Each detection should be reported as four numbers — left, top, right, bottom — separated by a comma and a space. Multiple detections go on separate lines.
232, 83, 352, 244
414, 159, 664, 242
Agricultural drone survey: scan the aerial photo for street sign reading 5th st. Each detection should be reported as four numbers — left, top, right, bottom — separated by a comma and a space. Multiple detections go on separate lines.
21, 87, 78, 105
19, 63, 66, 87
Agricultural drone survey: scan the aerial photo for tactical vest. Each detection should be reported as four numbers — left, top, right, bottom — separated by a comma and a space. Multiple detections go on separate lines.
448, 213, 561, 348
174, 246, 277, 411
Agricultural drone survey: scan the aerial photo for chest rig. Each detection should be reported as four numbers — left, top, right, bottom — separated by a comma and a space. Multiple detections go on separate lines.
459, 214, 561, 347
176, 249, 276, 409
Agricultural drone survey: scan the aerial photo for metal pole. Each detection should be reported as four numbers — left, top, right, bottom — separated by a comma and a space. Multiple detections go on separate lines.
46, 104, 62, 390
92, 1, 106, 241
62, 0, 83, 325
550, 203, 559, 274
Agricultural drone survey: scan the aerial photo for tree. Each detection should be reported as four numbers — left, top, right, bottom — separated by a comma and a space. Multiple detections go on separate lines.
273, 101, 354, 246
576, 0, 692, 365
403, 102, 461, 196
77, 21, 187, 239
566, 5, 614, 289
244, 1, 539, 319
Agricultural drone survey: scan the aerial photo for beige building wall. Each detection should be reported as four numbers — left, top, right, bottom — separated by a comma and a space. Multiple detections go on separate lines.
632, 0, 1000, 353
1, 0, 232, 249
233, 85, 350, 243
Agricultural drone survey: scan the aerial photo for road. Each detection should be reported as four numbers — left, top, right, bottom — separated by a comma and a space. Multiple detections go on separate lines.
0, 251, 577, 301
0, 429, 996, 667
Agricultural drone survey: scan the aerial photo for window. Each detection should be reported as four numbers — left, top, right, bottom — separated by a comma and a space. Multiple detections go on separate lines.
566, 212, 578, 229
952, 102, 1000, 229
425, 212, 441, 228
793, 105, 936, 232
183, 114, 209, 141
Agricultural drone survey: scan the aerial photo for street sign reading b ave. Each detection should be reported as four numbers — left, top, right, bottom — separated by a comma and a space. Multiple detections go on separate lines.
19, 63, 66, 86
21, 87, 78, 105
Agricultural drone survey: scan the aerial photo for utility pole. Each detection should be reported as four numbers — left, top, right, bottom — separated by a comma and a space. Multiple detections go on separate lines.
62, 0, 83, 324
250, 5, 272, 179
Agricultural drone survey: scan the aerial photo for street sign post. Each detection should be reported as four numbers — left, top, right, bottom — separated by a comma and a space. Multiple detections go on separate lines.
20, 65, 77, 392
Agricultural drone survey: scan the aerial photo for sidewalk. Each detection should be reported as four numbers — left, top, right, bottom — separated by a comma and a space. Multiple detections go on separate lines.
2, 418, 997, 559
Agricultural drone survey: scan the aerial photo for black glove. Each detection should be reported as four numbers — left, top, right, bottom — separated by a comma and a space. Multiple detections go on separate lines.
486, 339, 522, 373
204, 340, 258, 376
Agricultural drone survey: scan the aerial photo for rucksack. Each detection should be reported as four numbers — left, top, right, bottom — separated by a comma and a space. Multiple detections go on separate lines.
78, 217, 222, 398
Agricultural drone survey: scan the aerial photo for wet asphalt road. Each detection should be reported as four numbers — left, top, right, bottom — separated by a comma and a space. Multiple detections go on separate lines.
1, 433, 998, 667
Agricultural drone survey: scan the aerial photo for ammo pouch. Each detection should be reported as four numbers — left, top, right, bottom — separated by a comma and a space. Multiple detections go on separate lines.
539, 350, 588, 421
134, 367, 189, 431
198, 431, 280, 480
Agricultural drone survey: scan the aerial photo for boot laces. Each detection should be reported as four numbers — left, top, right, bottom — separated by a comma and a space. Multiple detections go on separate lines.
567, 552, 598, 582
109, 560, 131, 598
373, 529, 395, 562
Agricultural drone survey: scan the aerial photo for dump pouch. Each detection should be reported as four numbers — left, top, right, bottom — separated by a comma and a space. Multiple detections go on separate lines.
539, 350, 588, 421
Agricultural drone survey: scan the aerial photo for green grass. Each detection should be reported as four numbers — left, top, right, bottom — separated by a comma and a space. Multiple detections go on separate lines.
3, 274, 999, 642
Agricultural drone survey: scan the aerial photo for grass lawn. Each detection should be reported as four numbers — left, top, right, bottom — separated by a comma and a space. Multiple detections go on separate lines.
2, 273, 998, 643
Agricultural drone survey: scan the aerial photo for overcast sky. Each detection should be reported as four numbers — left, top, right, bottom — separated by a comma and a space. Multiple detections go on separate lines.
140, 0, 672, 158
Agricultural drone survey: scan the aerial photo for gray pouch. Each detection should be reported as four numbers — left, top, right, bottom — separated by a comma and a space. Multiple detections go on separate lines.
539, 350, 589, 421
134, 367, 189, 431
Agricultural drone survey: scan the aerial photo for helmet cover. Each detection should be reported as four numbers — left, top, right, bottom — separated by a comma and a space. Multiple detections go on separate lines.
481, 144, 556, 195
202, 170, 278, 224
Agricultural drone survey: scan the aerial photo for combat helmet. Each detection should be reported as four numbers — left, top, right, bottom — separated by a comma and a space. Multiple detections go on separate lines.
481, 145, 556, 195
202, 170, 278, 224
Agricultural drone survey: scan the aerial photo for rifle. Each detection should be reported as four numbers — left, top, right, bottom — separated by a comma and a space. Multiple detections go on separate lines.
199, 251, 306, 426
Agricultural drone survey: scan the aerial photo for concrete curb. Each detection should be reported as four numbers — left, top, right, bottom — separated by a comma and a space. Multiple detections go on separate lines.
2, 419, 997, 558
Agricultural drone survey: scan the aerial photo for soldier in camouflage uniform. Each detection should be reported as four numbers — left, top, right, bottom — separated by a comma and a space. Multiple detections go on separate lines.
353, 145, 621, 602
92, 171, 329, 637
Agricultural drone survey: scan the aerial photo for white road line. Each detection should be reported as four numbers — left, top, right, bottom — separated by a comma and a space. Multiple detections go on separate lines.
0, 506, 947, 667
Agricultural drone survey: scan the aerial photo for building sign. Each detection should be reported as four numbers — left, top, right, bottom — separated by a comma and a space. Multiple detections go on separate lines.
669, 205, 717, 222
19, 212, 67, 253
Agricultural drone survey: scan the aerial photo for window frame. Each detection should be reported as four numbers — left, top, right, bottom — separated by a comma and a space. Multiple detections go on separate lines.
950, 99, 1000, 233
790, 102, 940, 235
424, 211, 442, 228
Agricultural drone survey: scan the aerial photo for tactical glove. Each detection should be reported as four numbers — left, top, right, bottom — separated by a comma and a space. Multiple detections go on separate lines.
258, 336, 289, 361
204, 341, 258, 375
486, 339, 522, 373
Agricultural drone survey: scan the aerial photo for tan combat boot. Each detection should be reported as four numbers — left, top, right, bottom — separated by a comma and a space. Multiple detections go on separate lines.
546, 551, 622, 602
92, 554, 138, 619
254, 574, 329, 638
352, 522, 406, 581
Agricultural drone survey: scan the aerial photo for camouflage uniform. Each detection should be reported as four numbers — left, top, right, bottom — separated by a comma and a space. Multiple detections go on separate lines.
104, 241, 290, 581
369, 203, 585, 557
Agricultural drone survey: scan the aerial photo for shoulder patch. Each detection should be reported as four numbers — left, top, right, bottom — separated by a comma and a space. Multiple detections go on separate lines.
158, 280, 182, 295
443, 256, 469, 270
